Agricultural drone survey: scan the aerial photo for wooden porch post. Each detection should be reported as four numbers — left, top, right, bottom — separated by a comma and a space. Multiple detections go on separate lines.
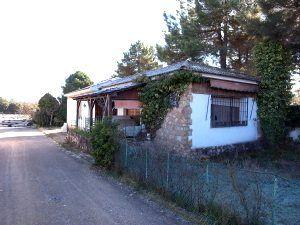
88, 99, 95, 130
95, 98, 103, 121
76, 100, 81, 128
107, 94, 112, 116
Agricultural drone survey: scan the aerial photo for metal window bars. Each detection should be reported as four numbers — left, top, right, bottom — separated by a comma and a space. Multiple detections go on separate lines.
211, 95, 248, 128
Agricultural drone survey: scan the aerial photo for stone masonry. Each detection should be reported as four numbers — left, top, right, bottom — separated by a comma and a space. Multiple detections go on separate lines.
154, 85, 193, 153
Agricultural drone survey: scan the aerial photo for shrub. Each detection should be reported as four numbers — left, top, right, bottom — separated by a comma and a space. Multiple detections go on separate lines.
33, 109, 50, 127
253, 40, 293, 147
90, 118, 119, 168
33, 109, 64, 127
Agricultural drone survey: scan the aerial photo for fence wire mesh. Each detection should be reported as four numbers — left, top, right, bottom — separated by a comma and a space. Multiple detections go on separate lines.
116, 139, 299, 225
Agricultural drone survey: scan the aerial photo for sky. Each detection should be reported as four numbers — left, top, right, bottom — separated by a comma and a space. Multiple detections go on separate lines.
0, 0, 178, 103
0, 1, 299, 103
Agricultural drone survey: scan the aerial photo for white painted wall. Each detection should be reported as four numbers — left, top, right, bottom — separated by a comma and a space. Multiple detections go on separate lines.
67, 98, 90, 129
79, 101, 89, 118
67, 97, 77, 126
190, 94, 259, 148
117, 108, 125, 116
289, 128, 300, 141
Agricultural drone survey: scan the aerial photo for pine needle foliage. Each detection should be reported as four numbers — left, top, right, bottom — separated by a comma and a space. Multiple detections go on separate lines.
116, 41, 160, 77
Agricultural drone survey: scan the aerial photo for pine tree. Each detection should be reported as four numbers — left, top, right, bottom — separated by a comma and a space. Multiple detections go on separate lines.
116, 41, 160, 77
157, 0, 255, 71
247, 0, 300, 65
62, 71, 93, 95
250, 0, 299, 146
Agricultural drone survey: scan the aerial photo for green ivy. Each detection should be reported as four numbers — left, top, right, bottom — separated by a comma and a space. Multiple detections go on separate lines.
253, 40, 293, 146
138, 71, 207, 135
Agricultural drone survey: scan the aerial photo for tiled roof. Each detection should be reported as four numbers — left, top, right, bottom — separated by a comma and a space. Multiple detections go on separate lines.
65, 61, 258, 98
148, 61, 258, 81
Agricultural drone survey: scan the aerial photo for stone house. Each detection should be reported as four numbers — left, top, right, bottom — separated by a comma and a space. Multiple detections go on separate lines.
65, 61, 260, 152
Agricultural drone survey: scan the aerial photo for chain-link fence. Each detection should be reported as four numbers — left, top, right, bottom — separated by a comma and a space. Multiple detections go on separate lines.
116, 139, 300, 225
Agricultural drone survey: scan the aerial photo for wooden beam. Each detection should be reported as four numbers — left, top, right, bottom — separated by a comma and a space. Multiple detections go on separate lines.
76, 100, 81, 128
88, 99, 95, 130
106, 94, 112, 116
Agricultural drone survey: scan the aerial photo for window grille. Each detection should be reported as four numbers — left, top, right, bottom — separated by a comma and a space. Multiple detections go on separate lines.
211, 96, 248, 128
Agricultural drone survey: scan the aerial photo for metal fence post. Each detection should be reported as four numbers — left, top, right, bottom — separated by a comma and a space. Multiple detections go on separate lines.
166, 152, 170, 189
272, 176, 278, 225
145, 148, 148, 179
206, 163, 209, 184
125, 138, 128, 168
205, 163, 210, 200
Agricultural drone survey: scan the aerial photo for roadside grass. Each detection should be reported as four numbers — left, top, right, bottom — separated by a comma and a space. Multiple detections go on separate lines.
100, 168, 257, 225
46, 131, 295, 225
208, 143, 300, 176
45, 131, 211, 225
93, 167, 212, 225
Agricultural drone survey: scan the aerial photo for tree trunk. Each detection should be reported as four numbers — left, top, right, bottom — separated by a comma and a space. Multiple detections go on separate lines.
50, 114, 53, 126
217, 23, 228, 69
219, 48, 227, 69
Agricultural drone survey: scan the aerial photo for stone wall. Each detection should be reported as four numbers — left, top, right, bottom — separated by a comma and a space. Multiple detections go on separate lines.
66, 130, 92, 153
154, 85, 193, 153
153, 82, 259, 154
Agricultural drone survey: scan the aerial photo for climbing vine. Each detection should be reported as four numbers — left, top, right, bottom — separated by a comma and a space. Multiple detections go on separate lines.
253, 40, 293, 146
137, 71, 207, 135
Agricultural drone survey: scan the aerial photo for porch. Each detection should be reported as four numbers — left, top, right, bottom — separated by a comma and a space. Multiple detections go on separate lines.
70, 89, 144, 137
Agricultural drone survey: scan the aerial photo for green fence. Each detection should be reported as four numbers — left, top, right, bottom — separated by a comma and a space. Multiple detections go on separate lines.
116, 139, 299, 225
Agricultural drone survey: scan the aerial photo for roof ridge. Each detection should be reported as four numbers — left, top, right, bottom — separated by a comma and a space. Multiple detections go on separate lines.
65, 60, 258, 97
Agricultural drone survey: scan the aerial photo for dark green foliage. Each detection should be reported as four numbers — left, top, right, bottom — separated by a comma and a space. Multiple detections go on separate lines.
157, 0, 255, 71
253, 40, 293, 146
6, 102, 21, 114
33, 109, 50, 127
0, 97, 9, 113
138, 71, 206, 134
116, 41, 160, 77
72, 127, 91, 138
247, 0, 300, 64
287, 105, 300, 128
60, 71, 93, 122
37, 93, 60, 126
90, 118, 119, 168
62, 71, 93, 94
54, 97, 67, 126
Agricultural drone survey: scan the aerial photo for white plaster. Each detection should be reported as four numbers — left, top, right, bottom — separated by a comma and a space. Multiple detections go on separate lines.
190, 94, 259, 148
67, 98, 90, 129
67, 97, 77, 126
289, 128, 300, 141
117, 108, 125, 116
80, 101, 89, 118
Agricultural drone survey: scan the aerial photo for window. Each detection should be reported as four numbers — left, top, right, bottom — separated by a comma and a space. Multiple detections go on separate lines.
211, 96, 248, 128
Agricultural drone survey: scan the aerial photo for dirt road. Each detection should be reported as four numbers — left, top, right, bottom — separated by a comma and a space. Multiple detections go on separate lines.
0, 127, 196, 225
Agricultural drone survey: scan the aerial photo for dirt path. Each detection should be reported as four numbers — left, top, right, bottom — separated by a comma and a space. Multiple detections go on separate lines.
0, 127, 198, 225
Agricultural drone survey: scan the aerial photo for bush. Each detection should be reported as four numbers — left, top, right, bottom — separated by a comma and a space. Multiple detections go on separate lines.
90, 118, 119, 168
33, 109, 50, 127
33, 109, 64, 127
253, 40, 293, 146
